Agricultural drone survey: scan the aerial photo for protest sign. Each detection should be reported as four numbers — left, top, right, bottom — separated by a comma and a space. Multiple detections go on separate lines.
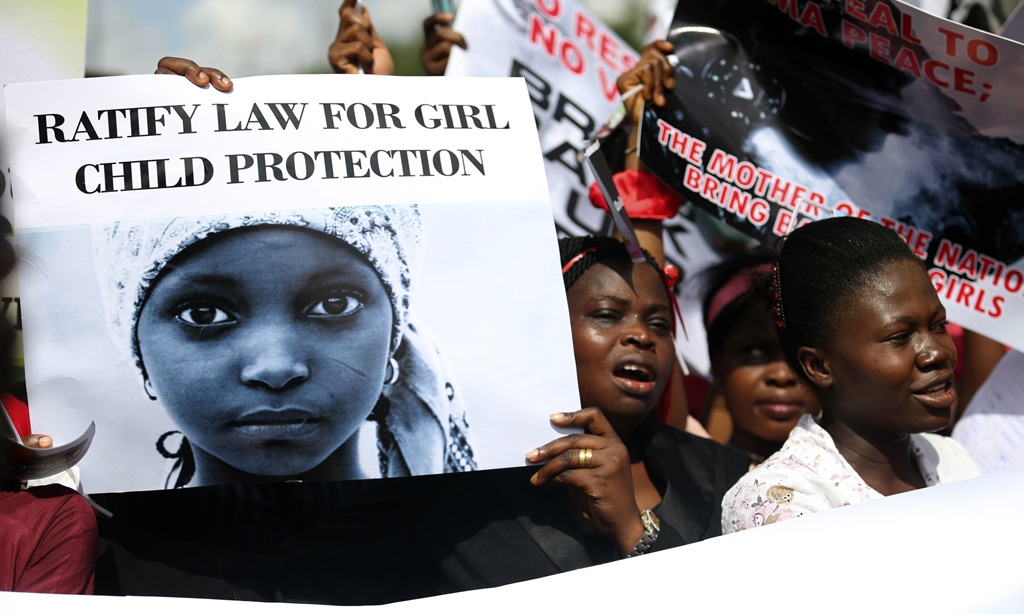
4, 74, 579, 493
0, 1, 87, 390
953, 349, 1024, 473
444, 0, 727, 374
446, 0, 638, 239
640, 0, 1024, 352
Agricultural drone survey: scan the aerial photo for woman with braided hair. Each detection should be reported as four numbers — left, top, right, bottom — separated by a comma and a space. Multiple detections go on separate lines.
97, 205, 475, 488
520, 235, 749, 559
721, 217, 980, 533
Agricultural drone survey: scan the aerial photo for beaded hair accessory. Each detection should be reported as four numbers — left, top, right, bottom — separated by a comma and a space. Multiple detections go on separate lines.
770, 263, 787, 330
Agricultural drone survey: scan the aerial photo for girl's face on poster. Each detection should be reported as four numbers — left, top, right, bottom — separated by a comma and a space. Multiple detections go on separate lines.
137, 226, 393, 477
567, 259, 675, 434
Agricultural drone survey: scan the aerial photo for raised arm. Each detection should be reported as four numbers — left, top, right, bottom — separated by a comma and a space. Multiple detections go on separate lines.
329, 0, 395, 75
420, 12, 467, 76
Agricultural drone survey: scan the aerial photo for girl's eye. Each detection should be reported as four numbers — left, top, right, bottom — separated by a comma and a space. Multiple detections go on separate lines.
308, 294, 363, 317
592, 310, 620, 321
932, 319, 949, 333
177, 304, 233, 326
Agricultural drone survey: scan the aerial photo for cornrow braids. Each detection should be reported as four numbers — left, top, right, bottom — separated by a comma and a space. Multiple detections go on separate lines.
774, 217, 925, 385
559, 236, 670, 297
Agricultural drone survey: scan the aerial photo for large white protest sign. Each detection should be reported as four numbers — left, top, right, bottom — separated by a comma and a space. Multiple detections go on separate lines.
4, 74, 579, 493
0, 1, 87, 387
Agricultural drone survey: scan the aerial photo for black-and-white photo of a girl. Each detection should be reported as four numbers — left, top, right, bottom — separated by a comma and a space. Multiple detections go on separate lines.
96, 205, 476, 487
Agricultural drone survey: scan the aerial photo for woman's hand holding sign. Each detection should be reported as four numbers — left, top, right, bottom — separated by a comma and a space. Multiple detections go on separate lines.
155, 57, 233, 91
617, 40, 676, 125
420, 12, 467, 77
526, 408, 645, 557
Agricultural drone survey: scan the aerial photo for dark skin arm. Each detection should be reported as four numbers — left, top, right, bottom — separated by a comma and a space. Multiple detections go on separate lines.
610, 40, 677, 263
420, 12, 467, 76
329, 0, 395, 75
618, 39, 676, 147
614, 41, 696, 426
155, 57, 233, 91
526, 408, 647, 556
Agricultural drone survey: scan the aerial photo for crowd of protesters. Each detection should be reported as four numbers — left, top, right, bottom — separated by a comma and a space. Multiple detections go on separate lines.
1, 0, 1012, 602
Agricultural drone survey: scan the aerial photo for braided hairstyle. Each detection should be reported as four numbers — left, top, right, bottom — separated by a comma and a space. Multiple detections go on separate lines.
773, 217, 925, 384
559, 236, 669, 297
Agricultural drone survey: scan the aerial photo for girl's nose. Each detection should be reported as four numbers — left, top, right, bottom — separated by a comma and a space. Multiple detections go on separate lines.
240, 343, 310, 391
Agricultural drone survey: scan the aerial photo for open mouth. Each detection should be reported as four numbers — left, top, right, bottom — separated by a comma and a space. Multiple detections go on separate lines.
913, 379, 957, 410
613, 363, 656, 395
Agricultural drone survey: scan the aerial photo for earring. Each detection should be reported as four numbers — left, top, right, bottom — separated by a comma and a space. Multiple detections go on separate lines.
143, 378, 157, 401
384, 357, 400, 385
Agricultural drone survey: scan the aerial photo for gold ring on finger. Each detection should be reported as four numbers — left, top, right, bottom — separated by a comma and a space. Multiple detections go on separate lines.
578, 448, 594, 468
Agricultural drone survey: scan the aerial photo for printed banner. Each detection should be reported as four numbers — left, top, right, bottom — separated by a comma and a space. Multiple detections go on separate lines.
4, 74, 579, 493
446, 0, 638, 239
444, 0, 728, 373
0, 0, 87, 383
641, 0, 1024, 351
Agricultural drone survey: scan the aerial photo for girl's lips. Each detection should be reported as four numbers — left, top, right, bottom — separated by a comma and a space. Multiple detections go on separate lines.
757, 400, 804, 421
229, 409, 324, 439
913, 380, 957, 410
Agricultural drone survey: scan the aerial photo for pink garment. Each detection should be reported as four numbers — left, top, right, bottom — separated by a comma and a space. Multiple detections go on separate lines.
0, 484, 97, 593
